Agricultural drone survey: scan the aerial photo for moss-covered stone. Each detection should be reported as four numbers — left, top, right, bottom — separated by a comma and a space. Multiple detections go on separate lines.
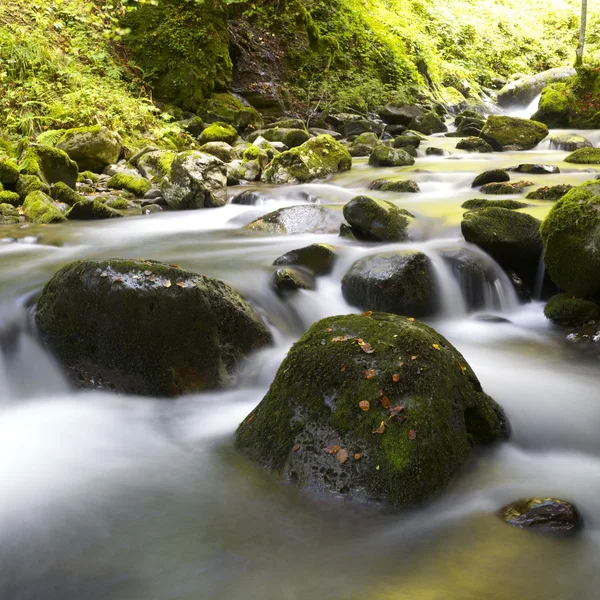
106, 173, 152, 197
35, 259, 272, 396
273, 243, 336, 276
392, 135, 421, 150
77, 170, 100, 183
242, 145, 269, 168
349, 132, 380, 157
137, 150, 176, 183
456, 137, 493, 153
544, 293, 600, 327
250, 128, 311, 149
472, 169, 509, 188
342, 251, 436, 317
369, 144, 415, 167
105, 198, 130, 210
51, 181, 84, 206
204, 93, 263, 131
480, 116, 548, 151
369, 179, 420, 193
66, 200, 123, 220
272, 267, 315, 295
0, 157, 20, 184
564, 147, 600, 164
480, 181, 534, 194
526, 185, 574, 201
22, 191, 66, 224
0, 203, 19, 224
541, 181, 600, 299
262, 135, 352, 184
197, 122, 238, 145
462, 198, 529, 210
235, 313, 509, 507
198, 142, 235, 163
461, 207, 542, 287
19, 144, 78, 188
243, 205, 340, 234
57, 126, 122, 173
549, 133, 592, 152
343, 195, 414, 242
0, 191, 22, 207
16, 175, 50, 200
407, 110, 448, 135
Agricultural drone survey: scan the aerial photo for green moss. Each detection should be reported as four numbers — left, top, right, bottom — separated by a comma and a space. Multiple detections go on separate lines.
343, 195, 413, 242
531, 83, 571, 128
106, 173, 151, 197
564, 147, 600, 164
137, 150, 176, 183
235, 313, 508, 507
16, 175, 50, 200
197, 122, 238, 145
66, 200, 123, 220
526, 185, 574, 201
481, 181, 534, 194
0, 191, 19, 207
22, 191, 66, 224
0, 202, 19, 224
19, 144, 78, 188
369, 144, 415, 167
51, 181, 84, 206
105, 198, 130, 210
480, 116, 548, 151
198, 142, 235, 163
77, 170, 100, 183
369, 179, 420, 193
544, 293, 600, 327
462, 199, 529, 210
0, 157, 19, 184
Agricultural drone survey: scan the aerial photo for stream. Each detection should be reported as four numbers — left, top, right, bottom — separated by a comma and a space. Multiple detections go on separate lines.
1, 114, 600, 599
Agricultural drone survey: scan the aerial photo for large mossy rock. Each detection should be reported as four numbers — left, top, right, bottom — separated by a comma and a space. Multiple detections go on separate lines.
22, 191, 66, 224
369, 145, 415, 167
161, 151, 227, 209
480, 116, 548, 151
544, 293, 600, 327
20, 144, 78, 188
243, 205, 340, 234
564, 147, 600, 164
497, 67, 575, 107
461, 207, 543, 287
35, 259, 272, 397
66, 200, 123, 220
343, 196, 413, 242
0, 156, 20, 184
541, 181, 600, 299
342, 251, 436, 318
456, 137, 493, 153
235, 313, 509, 507
57, 126, 122, 173
261, 135, 352, 184
407, 111, 448, 135
137, 150, 176, 183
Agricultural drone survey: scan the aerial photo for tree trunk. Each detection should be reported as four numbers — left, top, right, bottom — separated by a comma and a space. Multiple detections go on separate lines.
576, 0, 587, 67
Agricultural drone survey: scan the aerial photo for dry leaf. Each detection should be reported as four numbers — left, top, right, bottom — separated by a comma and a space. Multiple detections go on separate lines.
332, 335, 350, 343
399, 361, 405, 367
163, 280, 172, 288
325, 328, 333, 333
358, 339, 374, 353
373, 421, 387, 434
408, 430, 417, 440
340, 365, 347, 372
362, 310, 373, 317
432, 343, 441, 350
176, 281, 187, 288
359, 400, 370, 412
458, 362, 467, 375
336, 448, 349, 464
247, 414, 255, 424
411, 355, 418, 361
381, 395, 390, 409
113, 277, 122, 283
390, 404, 405, 414
324, 445, 341, 455
407, 317, 415, 322
392, 373, 400, 383
354, 453, 361, 461
144, 270, 152, 276
169, 264, 181, 269
364, 368, 376, 379
292, 443, 301, 453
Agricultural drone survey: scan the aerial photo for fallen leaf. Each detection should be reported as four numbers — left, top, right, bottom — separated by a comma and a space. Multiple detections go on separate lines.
247, 414, 255, 424
407, 317, 415, 322
144, 270, 152, 276
325, 328, 333, 333
354, 453, 361, 461
332, 335, 350, 343
324, 445, 341, 454
373, 421, 387, 434
399, 361, 405, 367
292, 443, 301, 453
358, 339, 374, 353
340, 365, 347, 372
359, 400, 370, 412
113, 277, 122, 283
381, 395, 390, 409
408, 430, 417, 440
364, 368, 376, 379
432, 343, 441, 350
169, 264, 181, 269
390, 404, 405, 414
336, 448, 349, 464
411, 355, 418, 361
176, 281, 187, 288
362, 310, 373, 317
458, 362, 467, 375
163, 280, 172, 288
392, 373, 400, 382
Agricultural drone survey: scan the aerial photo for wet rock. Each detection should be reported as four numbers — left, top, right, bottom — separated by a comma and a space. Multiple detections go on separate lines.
20, 144, 78, 189
348, 132, 380, 157
35, 259, 272, 397
392, 136, 421, 150
273, 243, 336, 276
369, 179, 420, 193
462, 207, 543, 288
343, 195, 413, 242
161, 151, 227, 209
231, 190, 263, 205
0, 203, 19, 224
472, 169, 510, 188
499, 498, 581, 533
341, 120, 383, 138
142, 204, 163, 214
426, 147, 449, 156
480, 181, 534, 194
143, 188, 164, 200
235, 312, 509, 507
243, 205, 340, 234
407, 111, 448, 135
198, 122, 238, 145
564, 147, 600, 164
544, 293, 600, 327
549, 133, 592, 152
342, 251, 436, 317
51, 182, 84, 206
0, 191, 21, 207
66, 200, 123, 220
57, 126, 122, 173
369, 145, 415, 167
475, 315, 512, 324
378, 103, 423, 126
137, 150, 176, 183
22, 191, 66, 224
198, 141, 236, 163
272, 267, 315, 295
497, 67, 575, 107
541, 181, 600, 299
526, 185, 574, 201
261, 135, 351, 185
480, 116, 548, 151
507, 164, 560, 175
462, 199, 529, 211
456, 137, 494, 153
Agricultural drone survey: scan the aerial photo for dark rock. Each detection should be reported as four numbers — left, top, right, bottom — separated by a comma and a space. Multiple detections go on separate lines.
392, 136, 421, 149
544, 293, 600, 327
507, 164, 560, 175
472, 169, 510, 188
462, 198, 530, 211
231, 190, 263, 205
480, 116, 548, 151
378, 103, 423, 126
456, 137, 494, 153
369, 179, 420, 193
526, 185, 574, 201
407, 111, 448, 135
272, 267, 315, 295
426, 147, 448, 156
273, 243, 336, 276
499, 498, 581, 534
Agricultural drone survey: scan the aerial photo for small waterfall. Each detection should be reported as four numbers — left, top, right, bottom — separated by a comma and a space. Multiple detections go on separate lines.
534, 253, 547, 300
421, 248, 468, 318
504, 93, 541, 120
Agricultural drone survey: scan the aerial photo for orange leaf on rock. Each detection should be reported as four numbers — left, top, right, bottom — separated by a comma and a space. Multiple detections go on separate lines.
292, 443, 301, 453
392, 373, 400, 382
354, 453, 361, 461
381, 396, 390, 409
324, 445, 341, 455
358, 339, 374, 353
247, 414, 255, 424
113, 277, 123, 283
359, 400, 370, 412
432, 343, 441, 350
364, 368, 376, 379
390, 404, 405, 414
408, 430, 417, 440
336, 448, 349, 464
411, 355, 418, 361
373, 421, 387, 434
340, 365, 347, 372
332, 335, 351, 343
163, 280, 172, 288
362, 311, 373, 317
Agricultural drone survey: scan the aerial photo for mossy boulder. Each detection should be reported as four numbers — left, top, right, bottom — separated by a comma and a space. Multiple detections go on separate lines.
235, 313, 509, 507
472, 169, 509, 188
392, 136, 421, 150
407, 111, 448, 135
273, 243, 336, 276
106, 173, 152, 197
378, 103, 423, 126
549, 133, 592, 152
261, 135, 352, 185
456, 137, 493, 153
369, 145, 415, 167
77, 170, 101, 184
480, 116, 548, 151
16, 175, 50, 200
343, 196, 413, 242
0, 157, 19, 184
197, 122, 238, 146
22, 191, 66, 224
137, 150, 176, 183
499, 498, 581, 534
204, 93, 262, 131
57, 126, 122, 173
272, 267, 315, 295
349, 132, 380, 157
342, 251, 436, 318
497, 66, 575, 107
541, 181, 600, 299
51, 182, 84, 206
526, 185, 573, 201
369, 179, 420, 193
462, 199, 529, 211
19, 144, 78, 188
0, 203, 19, 224
250, 128, 310, 149
161, 151, 227, 210
480, 181, 533, 195
462, 207, 543, 287
198, 142, 236, 163
242, 145, 269, 169
243, 205, 340, 234
0, 191, 22, 207
67, 200, 123, 220
35, 259, 272, 397
544, 293, 600, 327
564, 147, 600, 165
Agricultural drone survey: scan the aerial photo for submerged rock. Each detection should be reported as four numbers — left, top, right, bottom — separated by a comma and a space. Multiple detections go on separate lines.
35, 259, 272, 396
480, 181, 533, 194
272, 267, 315, 295
343, 196, 413, 242
462, 199, 529, 211
508, 164, 560, 175
243, 205, 340, 234
549, 133, 592, 152
57, 126, 122, 173
480, 116, 548, 151
499, 498, 581, 534
235, 313, 509, 507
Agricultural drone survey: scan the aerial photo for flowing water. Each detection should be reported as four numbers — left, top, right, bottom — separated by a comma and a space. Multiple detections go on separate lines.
2, 114, 600, 599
